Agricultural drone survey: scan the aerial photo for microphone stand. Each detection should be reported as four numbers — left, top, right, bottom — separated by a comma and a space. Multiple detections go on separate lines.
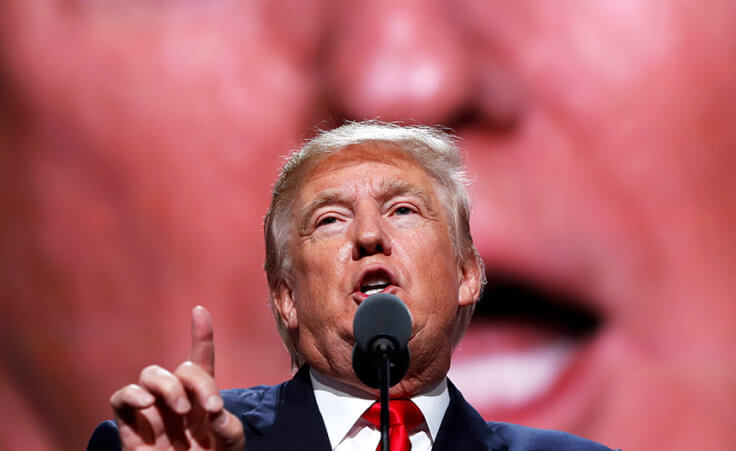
376, 340, 392, 451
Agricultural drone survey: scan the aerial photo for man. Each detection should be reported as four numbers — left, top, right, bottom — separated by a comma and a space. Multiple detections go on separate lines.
89, 121, 615, 450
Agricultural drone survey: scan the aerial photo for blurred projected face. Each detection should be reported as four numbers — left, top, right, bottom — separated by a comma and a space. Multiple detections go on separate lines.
2, 0, 735, 450
325, 0, 736, 449
0, 0, 325, 447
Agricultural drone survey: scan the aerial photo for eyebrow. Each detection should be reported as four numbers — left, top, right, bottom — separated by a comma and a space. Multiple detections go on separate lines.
377, 179, 437, 215
297, 179, 438, 234
298, 189, 354, 234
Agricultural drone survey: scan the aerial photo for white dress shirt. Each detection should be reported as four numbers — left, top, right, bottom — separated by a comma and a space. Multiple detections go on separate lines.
310, 369, 450, 451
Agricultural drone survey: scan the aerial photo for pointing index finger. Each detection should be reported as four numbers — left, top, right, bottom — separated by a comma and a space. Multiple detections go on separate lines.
190, 305, 215, 376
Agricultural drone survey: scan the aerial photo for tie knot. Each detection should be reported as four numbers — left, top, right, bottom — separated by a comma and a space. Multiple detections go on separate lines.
362, 399, 424, 431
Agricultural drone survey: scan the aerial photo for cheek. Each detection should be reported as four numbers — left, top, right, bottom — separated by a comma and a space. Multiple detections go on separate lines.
409, 228, 457, 270
298, 239, 354, 284
291, 240, 354, 313
336, 240, 354, 262
400, 228, 461, 306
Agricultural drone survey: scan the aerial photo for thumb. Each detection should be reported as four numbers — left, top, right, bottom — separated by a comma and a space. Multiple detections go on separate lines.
210, 409, 246, 450
190, 305, 215, 376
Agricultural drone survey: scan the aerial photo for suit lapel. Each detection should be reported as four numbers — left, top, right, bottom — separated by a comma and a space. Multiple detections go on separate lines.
432, 380, 504, 451
239, 369, 503, 451
242, 366, 332, 451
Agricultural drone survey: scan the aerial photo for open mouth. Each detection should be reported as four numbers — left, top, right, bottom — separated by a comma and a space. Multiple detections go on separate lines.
449, 271, 604, 419
353, 266, 399, 301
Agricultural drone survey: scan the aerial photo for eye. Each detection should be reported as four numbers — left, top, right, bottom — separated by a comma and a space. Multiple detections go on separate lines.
393, 206, 415, 216
317, 216, 339, 227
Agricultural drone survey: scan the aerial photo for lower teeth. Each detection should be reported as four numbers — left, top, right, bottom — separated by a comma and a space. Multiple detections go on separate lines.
449, 341, 575, 409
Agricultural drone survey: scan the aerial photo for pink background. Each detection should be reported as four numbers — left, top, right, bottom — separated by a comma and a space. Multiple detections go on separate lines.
1, 1, 734, 450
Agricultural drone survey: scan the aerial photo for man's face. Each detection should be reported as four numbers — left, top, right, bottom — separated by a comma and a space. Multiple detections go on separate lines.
275, 144, 479, 395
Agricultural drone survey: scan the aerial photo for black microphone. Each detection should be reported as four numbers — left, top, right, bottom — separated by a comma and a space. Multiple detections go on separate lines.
351, 293, 412, 389
352, 293, 412, 451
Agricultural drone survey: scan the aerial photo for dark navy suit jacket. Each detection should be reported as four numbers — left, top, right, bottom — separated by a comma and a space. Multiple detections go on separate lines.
88, 366, 616, 450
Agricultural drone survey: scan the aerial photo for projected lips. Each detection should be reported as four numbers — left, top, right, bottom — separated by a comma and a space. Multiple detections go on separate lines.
450, 271, 604, 423
447, 125, 629, 433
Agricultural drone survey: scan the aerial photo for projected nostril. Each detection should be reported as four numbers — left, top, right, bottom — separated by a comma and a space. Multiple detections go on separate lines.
325, 0, 471, 124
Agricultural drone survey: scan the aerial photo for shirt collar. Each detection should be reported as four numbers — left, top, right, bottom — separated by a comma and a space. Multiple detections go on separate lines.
310, 369, 449, 449
410, 377, 450, 442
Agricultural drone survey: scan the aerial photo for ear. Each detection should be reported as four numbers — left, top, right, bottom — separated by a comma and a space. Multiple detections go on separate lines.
273, 281, 299, 331
457, 256, 482, 307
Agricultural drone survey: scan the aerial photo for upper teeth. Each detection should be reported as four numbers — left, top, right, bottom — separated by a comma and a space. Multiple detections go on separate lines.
361, 280, 390, 294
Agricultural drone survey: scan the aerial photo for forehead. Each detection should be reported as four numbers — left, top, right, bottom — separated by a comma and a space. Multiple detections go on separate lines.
298, 143, 437, 197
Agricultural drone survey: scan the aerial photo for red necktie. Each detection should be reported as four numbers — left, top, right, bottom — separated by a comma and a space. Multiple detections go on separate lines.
361, 399, 425, 451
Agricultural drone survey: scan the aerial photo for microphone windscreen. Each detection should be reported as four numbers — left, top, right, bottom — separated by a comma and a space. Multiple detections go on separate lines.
352, 293, 412, 388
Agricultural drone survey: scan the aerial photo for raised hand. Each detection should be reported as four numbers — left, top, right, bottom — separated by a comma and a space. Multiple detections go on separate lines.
109, 306, 245, 450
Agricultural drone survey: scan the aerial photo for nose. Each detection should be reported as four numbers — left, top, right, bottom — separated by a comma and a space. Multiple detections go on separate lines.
325, 0, 471, 124
352, 209, 392, 260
